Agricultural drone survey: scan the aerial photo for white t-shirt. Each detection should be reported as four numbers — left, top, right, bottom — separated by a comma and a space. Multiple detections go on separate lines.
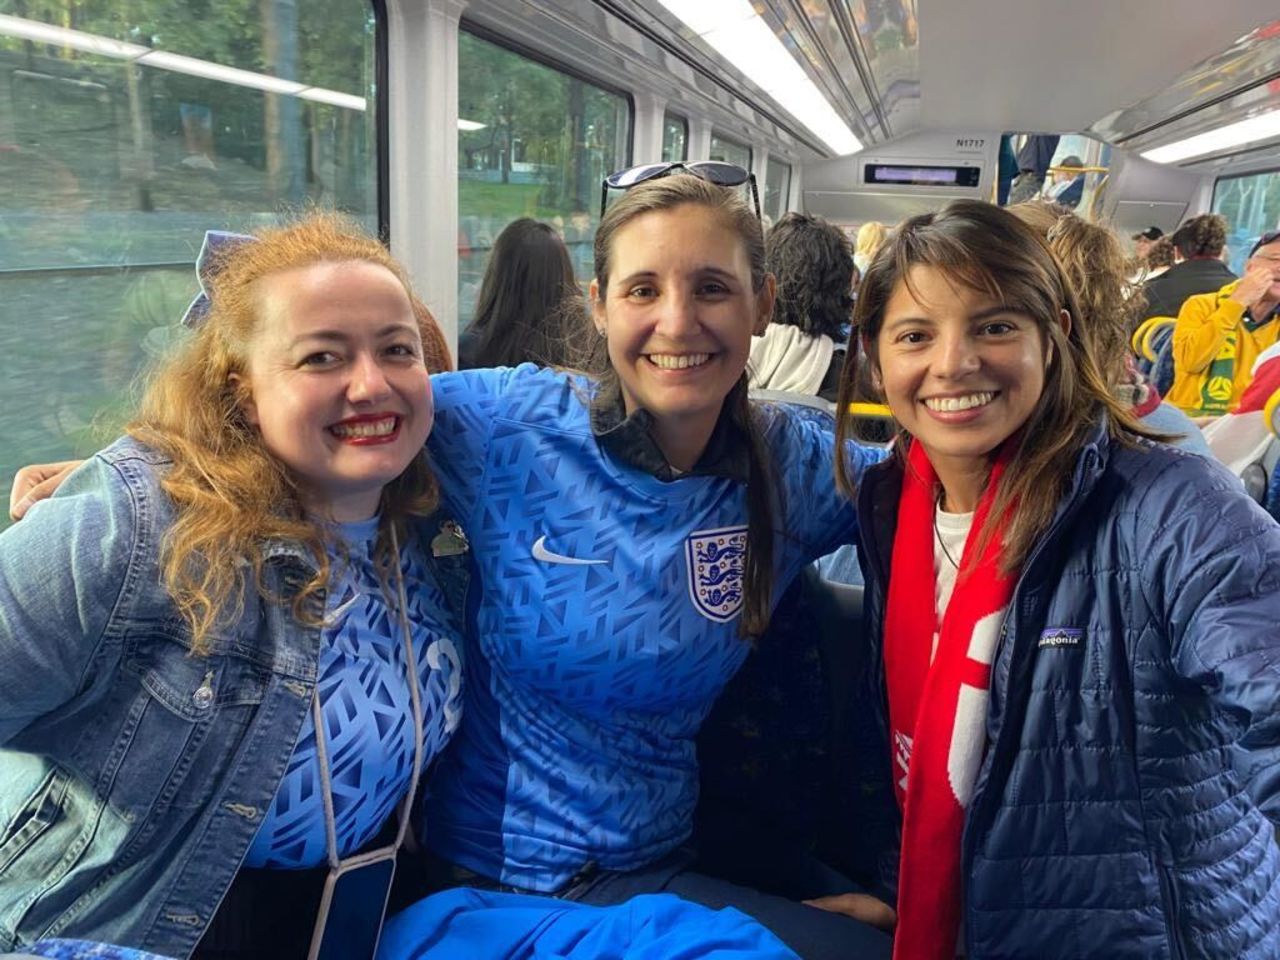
932, 505, 975, 658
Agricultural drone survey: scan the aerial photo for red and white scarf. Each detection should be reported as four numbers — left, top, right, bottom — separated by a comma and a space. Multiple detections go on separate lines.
884, 440, 1016, 960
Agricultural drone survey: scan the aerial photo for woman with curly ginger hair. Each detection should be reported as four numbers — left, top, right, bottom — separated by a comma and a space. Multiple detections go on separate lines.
0, 214, 469, 959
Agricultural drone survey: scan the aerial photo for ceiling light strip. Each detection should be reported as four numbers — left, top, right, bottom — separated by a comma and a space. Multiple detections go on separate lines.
1141, 108, 1280, 164
653, 0, 862, 156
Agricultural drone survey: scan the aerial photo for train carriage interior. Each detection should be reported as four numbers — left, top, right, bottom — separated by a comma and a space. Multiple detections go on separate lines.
4, 0, 1280, 954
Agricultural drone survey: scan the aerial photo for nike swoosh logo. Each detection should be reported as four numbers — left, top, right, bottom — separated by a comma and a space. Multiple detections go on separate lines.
531, 535, 607, 566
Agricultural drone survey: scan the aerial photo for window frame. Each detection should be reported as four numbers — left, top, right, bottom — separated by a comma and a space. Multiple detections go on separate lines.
765, 156, 792, 221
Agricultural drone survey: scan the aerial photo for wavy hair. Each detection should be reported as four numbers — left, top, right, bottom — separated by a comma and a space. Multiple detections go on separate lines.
128, 213, 444, 654
855, 221, 887, 263
766, 212, 855, 340
1008, 202, 1138, 390
836, 200, 1153, 574
591, 173, 777, 639
1171, 214, 1227, 259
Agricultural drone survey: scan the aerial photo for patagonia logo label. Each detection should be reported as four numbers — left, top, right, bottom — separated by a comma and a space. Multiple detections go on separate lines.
1039, 627, 1083, 649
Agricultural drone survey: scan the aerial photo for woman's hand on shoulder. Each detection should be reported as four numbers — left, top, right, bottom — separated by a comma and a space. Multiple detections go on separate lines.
9, 459, 83, 520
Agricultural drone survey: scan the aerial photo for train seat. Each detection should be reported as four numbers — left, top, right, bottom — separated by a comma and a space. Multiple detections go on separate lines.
694, 563, 896, 901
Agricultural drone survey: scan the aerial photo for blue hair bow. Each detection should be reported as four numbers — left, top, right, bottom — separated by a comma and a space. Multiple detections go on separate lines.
180, 229, 257, 328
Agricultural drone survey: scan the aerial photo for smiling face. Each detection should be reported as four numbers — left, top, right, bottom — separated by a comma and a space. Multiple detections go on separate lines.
875, 265, 1054, 493
239, 260, 433, 521
592, 203, 773, 457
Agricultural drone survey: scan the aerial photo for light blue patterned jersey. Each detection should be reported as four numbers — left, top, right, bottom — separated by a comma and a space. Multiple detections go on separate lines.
245, 518, 463, 868
422, 365, 883, 891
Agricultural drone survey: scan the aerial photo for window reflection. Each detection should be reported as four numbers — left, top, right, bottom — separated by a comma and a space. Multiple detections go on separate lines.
0, 3, 378, 517
1212, 171, 1280, 275
457, 30, 630, 326
662, 114, 687, 162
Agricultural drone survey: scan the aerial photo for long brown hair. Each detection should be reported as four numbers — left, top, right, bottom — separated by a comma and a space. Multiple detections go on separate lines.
128, 213, 444, 654
591, 173, 776, 638
835, 199, 1150, 573
466, 218, 587, 368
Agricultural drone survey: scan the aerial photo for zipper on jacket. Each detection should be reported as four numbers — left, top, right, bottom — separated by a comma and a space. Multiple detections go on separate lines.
961, 442, 1105, 949
1155, 863, 1189, 960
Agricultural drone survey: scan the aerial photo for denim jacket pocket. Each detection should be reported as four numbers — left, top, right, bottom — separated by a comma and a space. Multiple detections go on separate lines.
92, 634, 268, 821
0, 768, 67, 875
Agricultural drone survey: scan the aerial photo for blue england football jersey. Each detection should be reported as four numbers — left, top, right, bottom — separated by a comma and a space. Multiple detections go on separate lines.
245, 518, 463, 869
422, 365, 882, 891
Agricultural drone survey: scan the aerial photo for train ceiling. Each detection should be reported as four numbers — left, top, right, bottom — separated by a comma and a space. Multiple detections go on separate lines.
464, 0, 1280, 169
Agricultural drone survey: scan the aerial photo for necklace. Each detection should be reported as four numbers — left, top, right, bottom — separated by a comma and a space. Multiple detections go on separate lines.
934, 488, 961, 570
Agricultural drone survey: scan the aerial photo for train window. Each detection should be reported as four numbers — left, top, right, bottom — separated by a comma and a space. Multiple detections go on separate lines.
457, 30, 631, 325
1212, 170, 1280, 275
709, 132, 751, 171
765, 158, 791, 222
662, 113, 688, 162
0, 2, 378, 519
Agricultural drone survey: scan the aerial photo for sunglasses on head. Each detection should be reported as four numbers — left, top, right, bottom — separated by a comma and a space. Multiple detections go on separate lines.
600, 161, 761, 220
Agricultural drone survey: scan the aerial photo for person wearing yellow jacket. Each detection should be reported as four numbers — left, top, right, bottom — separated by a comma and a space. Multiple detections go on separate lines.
1169, 230, 1280, 416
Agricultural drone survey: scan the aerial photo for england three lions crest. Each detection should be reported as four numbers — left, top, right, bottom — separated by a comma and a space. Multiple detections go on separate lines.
685, 526, 748, 623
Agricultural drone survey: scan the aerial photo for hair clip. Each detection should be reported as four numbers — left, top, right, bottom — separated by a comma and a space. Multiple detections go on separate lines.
180, 230, 258, 328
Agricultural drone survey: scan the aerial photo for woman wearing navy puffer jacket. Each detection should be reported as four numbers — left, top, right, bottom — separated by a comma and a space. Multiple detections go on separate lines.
834, 200, 1280, 959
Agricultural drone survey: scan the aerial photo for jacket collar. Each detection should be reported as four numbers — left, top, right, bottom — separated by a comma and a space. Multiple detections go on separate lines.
589, 381, 750, 483
858, 418, 1112, 596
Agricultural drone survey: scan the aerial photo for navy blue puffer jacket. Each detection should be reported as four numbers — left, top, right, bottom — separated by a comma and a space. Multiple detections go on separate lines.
856, 424, 1280, 959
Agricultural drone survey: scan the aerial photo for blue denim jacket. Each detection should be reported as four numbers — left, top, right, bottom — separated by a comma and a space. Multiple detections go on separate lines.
0, 437, 468, 958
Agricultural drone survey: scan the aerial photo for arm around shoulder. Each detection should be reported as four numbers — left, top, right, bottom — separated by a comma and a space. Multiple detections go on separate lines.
0, 453, 141, 744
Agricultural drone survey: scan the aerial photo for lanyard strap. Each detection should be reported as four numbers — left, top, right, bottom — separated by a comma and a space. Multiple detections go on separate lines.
311, 523, 425, 870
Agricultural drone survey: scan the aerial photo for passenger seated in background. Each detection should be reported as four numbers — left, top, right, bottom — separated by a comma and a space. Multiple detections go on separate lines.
1127, 228, 1170, 284
0, 216, 464, 959
1009, 202, 1211, 455
1041, 154, 1084, 209
1131, 225, 1163, 265
748, 212, 854, 403
1168, 229, 1280, 417
457, 217, 586, 370
838, 199, 1280, 960
853, 220, 886, 275
1141, 234, 1174, 280
1140, 213, 1236, 321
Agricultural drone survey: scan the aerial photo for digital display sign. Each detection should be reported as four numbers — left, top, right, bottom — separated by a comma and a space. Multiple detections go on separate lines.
864, 163, 982, 188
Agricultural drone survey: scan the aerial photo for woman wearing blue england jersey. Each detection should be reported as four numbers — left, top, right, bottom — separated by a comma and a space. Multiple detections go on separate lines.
418, 170, 891, 959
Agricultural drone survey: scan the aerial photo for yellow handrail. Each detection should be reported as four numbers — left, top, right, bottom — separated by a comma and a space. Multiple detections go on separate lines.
847, 402, 894, 419
1048, 165, 1108, 175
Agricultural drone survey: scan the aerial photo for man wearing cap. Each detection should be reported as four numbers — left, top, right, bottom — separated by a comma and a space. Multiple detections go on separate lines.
1132, 227, 1163, 261
1168, 230, 1280, 417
